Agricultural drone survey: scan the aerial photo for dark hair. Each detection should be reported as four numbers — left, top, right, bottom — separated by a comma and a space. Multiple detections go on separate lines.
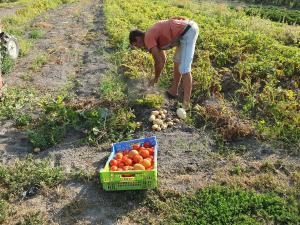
129, 29, 145, 45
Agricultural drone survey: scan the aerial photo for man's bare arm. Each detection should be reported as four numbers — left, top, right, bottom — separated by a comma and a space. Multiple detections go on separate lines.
150, 47, 166, 84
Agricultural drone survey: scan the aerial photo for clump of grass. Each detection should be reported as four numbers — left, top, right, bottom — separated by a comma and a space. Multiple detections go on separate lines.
0, 87, 36, 125
0, 156, 64, 200
99, 73, 126, 103
29, 54, 48, 71
28, 29, 44, 39
135, 94, 164, 109
0, 54, 15, 74
0, 200, 8, 223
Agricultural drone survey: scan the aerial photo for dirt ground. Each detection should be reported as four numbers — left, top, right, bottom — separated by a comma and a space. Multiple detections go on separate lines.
0, 0, 299, 224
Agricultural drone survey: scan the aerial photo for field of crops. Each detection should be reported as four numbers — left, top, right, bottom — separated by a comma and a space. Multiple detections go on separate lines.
0, 0, 299, 223
230, 0, 300, 8
242, 5, 300, 24
105, 0, 300, 150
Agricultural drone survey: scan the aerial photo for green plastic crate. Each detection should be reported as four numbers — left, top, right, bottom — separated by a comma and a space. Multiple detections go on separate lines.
100, 136, 158, 191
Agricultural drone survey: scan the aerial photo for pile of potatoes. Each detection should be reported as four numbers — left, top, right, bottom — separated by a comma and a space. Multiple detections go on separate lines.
149, 109, 180, 131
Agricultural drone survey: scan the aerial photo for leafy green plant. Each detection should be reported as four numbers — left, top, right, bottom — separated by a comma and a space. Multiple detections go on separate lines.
28, 96, 138, 149
0, 54, 15, 74
172, 186, 299, 225
0, 88, 36, 125
135, 94, 164, 109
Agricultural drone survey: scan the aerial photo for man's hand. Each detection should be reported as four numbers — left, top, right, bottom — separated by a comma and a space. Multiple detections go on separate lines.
149, 77, 158, 87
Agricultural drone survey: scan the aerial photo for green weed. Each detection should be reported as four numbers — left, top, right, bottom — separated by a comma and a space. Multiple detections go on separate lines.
171, 186, 300, 225
0, 200, 8, 223
28, 29, 44, 39
29, 54, 48, 71
0, 156, 64, 200
99, 73, 126, 103
135, 94, 164, 109
0, 54, 15, 74
28, 96, 138, 150
0, 88, 36, 125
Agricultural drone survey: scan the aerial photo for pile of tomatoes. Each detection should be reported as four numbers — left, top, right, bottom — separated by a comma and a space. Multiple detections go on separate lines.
109, 142, 155, 172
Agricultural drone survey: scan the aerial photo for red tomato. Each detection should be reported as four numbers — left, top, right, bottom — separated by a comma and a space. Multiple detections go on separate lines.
123, 150, 129, 155
132, 144, 140, 150
148, 147, 154, 156
128, 150, 139, 159
138, 146, 145, 152
124, 158, 133, 166
140, 149, 150, 158
144, 142, 151, 148
110, 166, 118, 171
117, 161, 125, 168
146, 157, 153, 163
122, 156, 128, 162
109, 159, 118, 167
141, 159, 151, 169
133, 154, 143, 164
117, 168, 123, 171
147, 166, 154, 170
115, 152, 123, 160
123, 166, 130, 171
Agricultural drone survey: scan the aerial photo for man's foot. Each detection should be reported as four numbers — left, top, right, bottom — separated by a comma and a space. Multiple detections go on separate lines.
166, 90, 178, 99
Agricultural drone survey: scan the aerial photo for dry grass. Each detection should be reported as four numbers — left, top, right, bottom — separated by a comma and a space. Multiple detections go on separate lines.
212, 155, 300, 195
195, 97, 253, 140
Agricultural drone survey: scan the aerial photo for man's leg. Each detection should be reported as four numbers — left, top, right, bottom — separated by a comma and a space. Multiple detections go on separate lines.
182, 72, 192, 110
168, 62, 181, 96
178, 21, 199, 110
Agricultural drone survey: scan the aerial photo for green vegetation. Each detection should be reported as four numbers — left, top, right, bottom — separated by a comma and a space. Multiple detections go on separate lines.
243, 5, 300, 24
0, 0, 18, 3
28, 95, 138, 149
29, 54, 48, 71
135, 94, 164, 109
142, 186, 300, 225
100, 72, 126, 102
0, 87, 36, 125
0, 54, 15, 74
171, 186, 299, 225
0, 156, 63, 199
231, 0, 300, 8
0, 200, 8, 223
104, 0, 300, 150
28, 29, 45, 39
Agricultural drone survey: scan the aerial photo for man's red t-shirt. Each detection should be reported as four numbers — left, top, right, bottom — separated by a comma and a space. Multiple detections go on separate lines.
144, 18, 188, 50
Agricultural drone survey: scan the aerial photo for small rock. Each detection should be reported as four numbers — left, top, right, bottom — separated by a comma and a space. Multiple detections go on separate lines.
33, 148, 41, 153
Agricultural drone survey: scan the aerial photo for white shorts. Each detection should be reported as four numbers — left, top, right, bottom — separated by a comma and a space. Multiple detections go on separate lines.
173, 21, 199, 74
